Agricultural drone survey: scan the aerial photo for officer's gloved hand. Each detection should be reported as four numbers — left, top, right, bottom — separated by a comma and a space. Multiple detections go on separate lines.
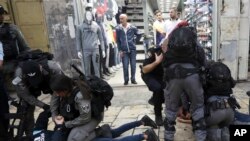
102, 51, 106, 58
42, 104, 50, 112
78, 52, 82, 59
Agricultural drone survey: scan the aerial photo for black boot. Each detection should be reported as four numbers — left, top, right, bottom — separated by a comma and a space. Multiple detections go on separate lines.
155, 115, 164, 126
148, 96, 154, 106
154, 106, 163, 126
141, 115, 157, 129
144, 128, 160, 141
95, 124, 112, 138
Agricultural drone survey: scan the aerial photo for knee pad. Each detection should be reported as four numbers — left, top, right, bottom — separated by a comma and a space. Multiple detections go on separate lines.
164, 117, 176, 131
192, 118, 206, 131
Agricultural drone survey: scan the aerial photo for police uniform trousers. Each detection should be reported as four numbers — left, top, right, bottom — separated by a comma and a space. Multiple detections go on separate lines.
206, 96, 234, 141
164, 63, 206, 141
67, 118, 101, 141
22, 101, 36, 138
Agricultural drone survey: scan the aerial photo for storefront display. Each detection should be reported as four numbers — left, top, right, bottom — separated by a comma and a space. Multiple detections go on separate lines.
184, 0, 213, 60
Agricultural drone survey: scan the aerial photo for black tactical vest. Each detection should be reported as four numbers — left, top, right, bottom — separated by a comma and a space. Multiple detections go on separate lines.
0, 23, 19, 60
205, 80, 233, 97
59, 88, 80, 121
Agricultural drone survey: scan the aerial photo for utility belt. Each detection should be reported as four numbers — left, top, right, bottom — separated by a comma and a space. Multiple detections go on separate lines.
164, 65, 199, 80
208, 99, 231, 110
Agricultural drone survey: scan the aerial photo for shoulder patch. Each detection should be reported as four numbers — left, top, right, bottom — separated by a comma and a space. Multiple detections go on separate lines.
80, 104, 90, 113
12, 76, 22, 85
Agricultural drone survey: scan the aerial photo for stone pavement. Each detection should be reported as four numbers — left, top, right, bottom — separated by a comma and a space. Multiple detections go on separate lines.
10, 63, 250, 141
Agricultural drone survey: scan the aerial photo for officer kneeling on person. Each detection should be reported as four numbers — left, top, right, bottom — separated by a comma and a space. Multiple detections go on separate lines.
50, 74, 102, 141
141, 47, 165, 126
162, 27, 207, 141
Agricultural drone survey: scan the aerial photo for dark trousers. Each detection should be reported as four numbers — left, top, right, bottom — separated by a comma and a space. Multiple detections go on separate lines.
99, 45, 104, 77
142, 74, 164, 116
0, 71, 9, 140
108, 44, 115, 68
23, 103, 35, 138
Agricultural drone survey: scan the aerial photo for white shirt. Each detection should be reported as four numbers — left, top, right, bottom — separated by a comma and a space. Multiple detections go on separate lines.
0, 42, 4, 60
153, 20, 165, 45
121, 23, 131, 33
164, 19, 182, 39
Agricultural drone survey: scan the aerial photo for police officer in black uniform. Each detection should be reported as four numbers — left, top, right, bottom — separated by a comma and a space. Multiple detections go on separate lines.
141, 47, 165, 126
0, 5, 30, 92
162, 27, 207, 141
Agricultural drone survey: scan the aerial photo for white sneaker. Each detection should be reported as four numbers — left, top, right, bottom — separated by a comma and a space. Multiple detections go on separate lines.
112, 66, 118, 71
115, 65, 120, 69
109, 67, 115, 73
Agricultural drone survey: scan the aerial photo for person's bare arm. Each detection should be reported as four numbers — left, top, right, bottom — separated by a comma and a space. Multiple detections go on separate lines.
142, 53, 163, 74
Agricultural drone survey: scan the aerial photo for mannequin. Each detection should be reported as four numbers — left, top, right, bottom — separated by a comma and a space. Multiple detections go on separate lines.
76, 3, 105, 77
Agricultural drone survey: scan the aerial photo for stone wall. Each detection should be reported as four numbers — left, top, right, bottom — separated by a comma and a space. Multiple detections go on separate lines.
43, 0, 77, 70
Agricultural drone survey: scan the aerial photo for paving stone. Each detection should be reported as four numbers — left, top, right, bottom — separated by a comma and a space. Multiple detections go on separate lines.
117, 105, 152, 118
9, 64, 250, 141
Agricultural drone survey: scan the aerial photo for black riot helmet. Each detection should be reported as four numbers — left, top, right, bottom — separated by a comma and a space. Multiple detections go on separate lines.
21, 60, 43, 87
168, 27, 197, 57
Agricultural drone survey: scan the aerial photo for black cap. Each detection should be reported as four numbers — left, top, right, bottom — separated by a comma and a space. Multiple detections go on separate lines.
21, 60, 43, 87
0, 5, 7, 15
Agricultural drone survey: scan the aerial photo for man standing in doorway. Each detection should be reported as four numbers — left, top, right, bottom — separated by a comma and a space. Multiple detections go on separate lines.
116, 14, 140, 85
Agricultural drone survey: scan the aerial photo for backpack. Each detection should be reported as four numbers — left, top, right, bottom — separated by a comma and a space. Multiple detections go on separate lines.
17, 49, 53, 70
0, 23, 19, 60
74, 75, 114, 121
17, 49, 54, 62
206, 61, 232, 82
167, 27, 197, 58
204, 61, 235, 97
163, 27, 203, 68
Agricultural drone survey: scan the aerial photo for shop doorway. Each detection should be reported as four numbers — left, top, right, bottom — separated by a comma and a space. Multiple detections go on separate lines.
0, 0, 50, 52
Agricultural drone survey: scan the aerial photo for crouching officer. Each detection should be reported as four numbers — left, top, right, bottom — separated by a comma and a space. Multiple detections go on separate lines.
12, 59, 63, 139
141, 47, 165, 126
50, 74, 102, 141
162, 27, 207, 141
204, 61, 236, 141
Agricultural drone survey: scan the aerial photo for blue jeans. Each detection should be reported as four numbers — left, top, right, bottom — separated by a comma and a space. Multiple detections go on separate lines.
143, 39, 149, 58
121, 50, 137, 82
234, 110, 250, 123
93, 121, 144, 141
